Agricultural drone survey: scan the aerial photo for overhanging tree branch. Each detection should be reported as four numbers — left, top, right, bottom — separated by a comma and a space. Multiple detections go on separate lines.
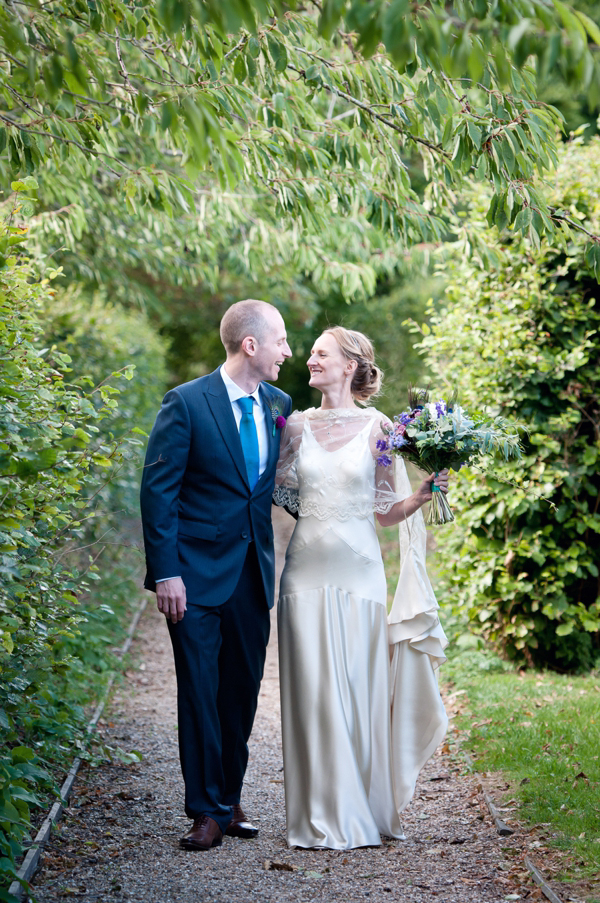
287, 63, 450, 158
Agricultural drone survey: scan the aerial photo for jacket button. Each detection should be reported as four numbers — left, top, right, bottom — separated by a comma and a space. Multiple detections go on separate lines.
241, 531, 248, 540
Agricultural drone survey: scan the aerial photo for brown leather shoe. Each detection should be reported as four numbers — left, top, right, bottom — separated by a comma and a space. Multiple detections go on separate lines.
180, 815, 223, 851
225, 804, 259, 839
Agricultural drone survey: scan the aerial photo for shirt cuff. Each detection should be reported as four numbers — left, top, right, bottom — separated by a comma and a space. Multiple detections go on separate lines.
156, 576, 181, 583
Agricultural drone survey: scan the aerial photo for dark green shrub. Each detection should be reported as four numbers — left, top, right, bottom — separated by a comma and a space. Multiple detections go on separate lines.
419, 136, 600, 671
0, 185, 166, 897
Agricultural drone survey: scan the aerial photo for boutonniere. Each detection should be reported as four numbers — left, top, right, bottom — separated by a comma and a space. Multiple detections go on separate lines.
269, 402, 287, 437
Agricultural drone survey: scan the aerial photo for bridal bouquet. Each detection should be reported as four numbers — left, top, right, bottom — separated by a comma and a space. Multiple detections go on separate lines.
377, 387, 522, 526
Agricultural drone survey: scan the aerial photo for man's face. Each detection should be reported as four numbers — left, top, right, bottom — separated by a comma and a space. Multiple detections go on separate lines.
252, 311, 292, 382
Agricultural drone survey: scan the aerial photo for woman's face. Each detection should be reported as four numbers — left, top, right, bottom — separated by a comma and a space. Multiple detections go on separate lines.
307, 333, 353, 392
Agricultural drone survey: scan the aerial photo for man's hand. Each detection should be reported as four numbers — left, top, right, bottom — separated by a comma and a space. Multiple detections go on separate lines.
156, 577, 187, 624
416, 468, 450, 505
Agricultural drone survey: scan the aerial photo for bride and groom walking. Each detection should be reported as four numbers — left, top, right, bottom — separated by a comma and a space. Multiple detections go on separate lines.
140, 299, 449, 853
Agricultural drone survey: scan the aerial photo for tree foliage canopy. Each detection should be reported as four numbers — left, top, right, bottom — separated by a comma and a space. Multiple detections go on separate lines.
2, 0, 600, 268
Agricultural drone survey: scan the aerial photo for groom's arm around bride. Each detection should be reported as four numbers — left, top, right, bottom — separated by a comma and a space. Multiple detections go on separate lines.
140, 299, 292, 851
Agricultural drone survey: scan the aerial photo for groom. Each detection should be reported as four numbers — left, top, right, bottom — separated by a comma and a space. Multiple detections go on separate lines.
140, 300, 292, 851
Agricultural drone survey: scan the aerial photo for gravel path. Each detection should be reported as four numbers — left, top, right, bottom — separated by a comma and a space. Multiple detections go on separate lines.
30, 513, 546, 903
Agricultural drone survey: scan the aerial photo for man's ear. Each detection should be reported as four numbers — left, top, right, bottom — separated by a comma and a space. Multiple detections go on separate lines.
241, 335, 257, 356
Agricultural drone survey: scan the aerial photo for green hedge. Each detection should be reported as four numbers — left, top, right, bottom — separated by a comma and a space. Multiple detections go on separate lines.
419, 135, 600, 671
0, 184, 166, 899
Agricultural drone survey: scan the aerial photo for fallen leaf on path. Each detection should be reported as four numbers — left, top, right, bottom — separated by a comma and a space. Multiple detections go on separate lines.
264, 859, 298, 872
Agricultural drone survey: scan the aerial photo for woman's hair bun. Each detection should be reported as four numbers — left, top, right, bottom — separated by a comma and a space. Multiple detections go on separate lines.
323, 326, 383, 403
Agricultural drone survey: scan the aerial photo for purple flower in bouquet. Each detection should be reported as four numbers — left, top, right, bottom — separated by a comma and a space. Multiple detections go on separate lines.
377, 453, 392, 468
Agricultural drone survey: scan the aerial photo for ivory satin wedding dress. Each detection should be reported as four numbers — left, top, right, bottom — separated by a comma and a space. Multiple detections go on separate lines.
274, 407, 448, 850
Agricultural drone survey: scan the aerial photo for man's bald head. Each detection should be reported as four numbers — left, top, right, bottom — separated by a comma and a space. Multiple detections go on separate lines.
219, 299, 281, 355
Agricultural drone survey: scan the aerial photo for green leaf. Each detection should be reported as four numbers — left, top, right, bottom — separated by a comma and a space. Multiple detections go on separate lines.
246, 50, 257, 79
555, 622, 574, 637
514, 206, 533, 234
574, 9, 600, 45
442, 115, 454, 148
0, 800, 22, 823
486, 194, 499, 226
467, 121, 482, 148
11, 746, 35, 763
267, 36, 281, 64
275, 43, 288, 72
247, 35, 260, 59
584, 242, 600, 279
233, 53, 247, 82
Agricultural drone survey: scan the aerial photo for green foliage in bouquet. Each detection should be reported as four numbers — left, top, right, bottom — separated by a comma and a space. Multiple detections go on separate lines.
388, 387, 522, 474
416, 134, 600, 671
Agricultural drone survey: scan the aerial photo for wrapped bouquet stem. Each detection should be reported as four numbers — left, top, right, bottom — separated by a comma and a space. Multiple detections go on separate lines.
377, 387, 522, 527
428, 477, 454, 525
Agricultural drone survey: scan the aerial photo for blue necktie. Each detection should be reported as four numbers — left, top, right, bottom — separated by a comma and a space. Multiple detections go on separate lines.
237, 396, 260, 490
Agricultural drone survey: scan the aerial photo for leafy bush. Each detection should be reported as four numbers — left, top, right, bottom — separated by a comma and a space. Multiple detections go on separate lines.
419, 135, 600, 671
0, 184, 166, 898
40, 288, 167, 516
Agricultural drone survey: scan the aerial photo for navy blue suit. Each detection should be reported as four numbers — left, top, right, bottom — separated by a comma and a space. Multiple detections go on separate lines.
140, 367, 292, 830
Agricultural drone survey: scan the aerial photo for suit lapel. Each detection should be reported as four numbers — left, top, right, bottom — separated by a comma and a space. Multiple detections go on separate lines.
206, 369, 250, 489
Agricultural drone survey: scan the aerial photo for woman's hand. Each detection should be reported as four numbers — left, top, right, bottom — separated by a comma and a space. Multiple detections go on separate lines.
376, 468, 450, 526
416, 469, 450, 506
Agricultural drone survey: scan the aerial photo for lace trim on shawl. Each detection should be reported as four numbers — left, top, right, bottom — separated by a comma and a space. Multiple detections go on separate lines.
273, 493, 395, 520
272, 485, 300, 511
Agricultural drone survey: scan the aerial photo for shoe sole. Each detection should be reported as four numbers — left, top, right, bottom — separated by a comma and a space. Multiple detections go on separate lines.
180, 836, 222, 851
225, 827, 259, 839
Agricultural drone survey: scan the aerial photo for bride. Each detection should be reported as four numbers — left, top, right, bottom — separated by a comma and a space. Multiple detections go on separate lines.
274, 326, 449, 850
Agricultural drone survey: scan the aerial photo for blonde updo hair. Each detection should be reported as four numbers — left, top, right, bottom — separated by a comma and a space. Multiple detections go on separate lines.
323, 326, 383, 403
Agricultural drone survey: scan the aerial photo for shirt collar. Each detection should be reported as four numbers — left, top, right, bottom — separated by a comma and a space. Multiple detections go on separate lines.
220, 364, 262, 405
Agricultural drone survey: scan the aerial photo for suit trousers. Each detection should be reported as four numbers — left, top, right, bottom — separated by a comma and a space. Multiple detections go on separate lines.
166, 543, 271, 833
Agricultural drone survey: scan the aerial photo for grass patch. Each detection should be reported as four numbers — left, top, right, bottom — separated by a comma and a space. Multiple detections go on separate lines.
444, 650, 600, 893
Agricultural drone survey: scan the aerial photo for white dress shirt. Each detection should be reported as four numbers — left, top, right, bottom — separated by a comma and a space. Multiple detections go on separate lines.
156, 365, 269, 583
220, 364, 269, 477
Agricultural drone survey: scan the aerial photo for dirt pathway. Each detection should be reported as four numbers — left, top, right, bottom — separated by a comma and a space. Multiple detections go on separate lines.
30, 513, 544, 903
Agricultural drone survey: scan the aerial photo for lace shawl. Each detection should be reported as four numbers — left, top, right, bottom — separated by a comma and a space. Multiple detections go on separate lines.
273, 406, 408, 520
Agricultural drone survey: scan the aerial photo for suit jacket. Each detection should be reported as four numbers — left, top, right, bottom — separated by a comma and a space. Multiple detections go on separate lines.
140, 367, 292, 609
